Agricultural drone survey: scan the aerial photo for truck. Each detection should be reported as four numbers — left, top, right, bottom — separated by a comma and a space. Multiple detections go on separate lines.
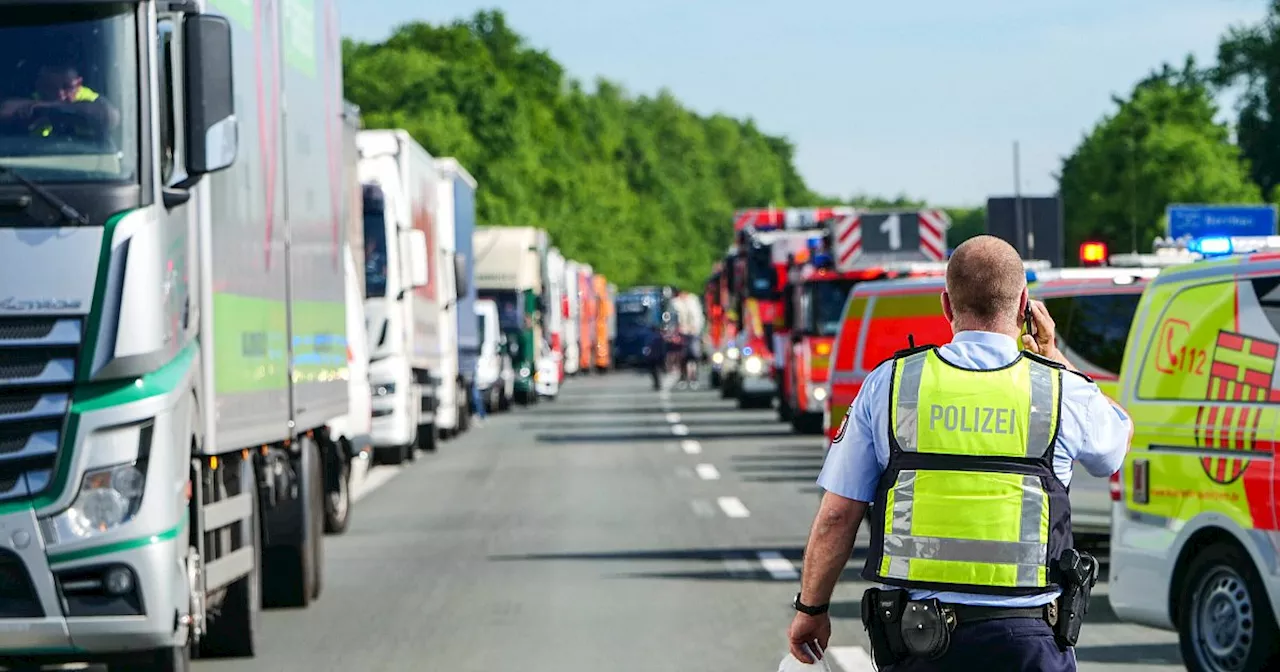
432, 158, 478, 436
614, 287, 668, 368
576, 263, 596, 375
563, 260, 584, 376
544, 248, 568, 385
358, 130, 436, 462
0, 1, 352, 668
474, 298, 515, 412
592, 274, 614, 372
475, 226, 547, 405
323, 100, 372, 536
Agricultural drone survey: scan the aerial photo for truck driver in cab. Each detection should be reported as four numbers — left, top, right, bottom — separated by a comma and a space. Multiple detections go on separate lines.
0, 63, 120, 138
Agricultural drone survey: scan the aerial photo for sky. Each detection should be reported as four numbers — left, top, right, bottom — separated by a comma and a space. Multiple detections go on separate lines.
337, 0, 1271, 207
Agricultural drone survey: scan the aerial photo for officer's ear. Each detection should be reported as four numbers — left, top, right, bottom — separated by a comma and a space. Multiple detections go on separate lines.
940, 290, 954, 323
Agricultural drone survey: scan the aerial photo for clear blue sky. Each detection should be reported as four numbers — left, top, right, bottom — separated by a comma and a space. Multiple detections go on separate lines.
338, 0, 1269, 207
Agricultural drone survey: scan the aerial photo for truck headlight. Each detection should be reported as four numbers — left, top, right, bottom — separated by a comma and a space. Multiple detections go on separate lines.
42, 462, 147, 545
727, 347, 740, 360
712, 352, 725, 364
372, 382, 396, 397
812, 386, 828, 401
744, 356, 764, 375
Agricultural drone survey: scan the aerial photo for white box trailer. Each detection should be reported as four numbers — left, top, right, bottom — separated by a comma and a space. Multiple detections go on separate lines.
544, 248, 567, 385
0, 1, 356, 667
475, 226, 546, 405
357, 129, 440, 462
562, 259, 582, 376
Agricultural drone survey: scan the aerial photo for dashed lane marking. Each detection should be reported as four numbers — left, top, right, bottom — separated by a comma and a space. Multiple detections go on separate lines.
717, 496, 750, 518
695, 463, 720, 480
722, 555, 754, 577
665, 412, 681, 423
827, 646, 875, 672
690, 500, 715, 517
681, 439, 702, 454
671, 424, 690, 436
756, 550, 799, 580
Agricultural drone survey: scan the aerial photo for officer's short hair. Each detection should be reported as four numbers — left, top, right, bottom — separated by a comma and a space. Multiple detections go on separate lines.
945, 235, 1026, 322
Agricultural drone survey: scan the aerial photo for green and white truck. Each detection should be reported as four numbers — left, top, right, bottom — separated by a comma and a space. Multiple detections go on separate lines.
474, 226, 548, 405
0, 0, 355, 668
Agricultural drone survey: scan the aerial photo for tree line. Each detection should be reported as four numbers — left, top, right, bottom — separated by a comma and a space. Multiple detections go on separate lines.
342, 6, 1280, 289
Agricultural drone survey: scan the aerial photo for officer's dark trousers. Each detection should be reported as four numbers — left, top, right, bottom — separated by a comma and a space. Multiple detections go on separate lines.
883, 617, 1076, 672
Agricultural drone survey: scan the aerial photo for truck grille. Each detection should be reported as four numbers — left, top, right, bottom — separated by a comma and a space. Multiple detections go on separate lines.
0, 317, 81, 504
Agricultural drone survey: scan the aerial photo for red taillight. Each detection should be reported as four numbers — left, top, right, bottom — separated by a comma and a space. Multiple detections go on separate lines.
1109, 470, 1121, 501
1080, 241, 1108, 266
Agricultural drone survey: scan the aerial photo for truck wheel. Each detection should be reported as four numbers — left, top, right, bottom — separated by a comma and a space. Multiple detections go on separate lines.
199, 457, 261, 657
457, 383, 470, 433
1178, 542, 1280, 672
323, 448, 351, 535
499, 389, 512, 411
417, 424, 437, 452
374, 443, 407, 466
308, 439, 325, 601
778, 397, 794, 422
125, 645, 190, 672
262, 438, 320, 609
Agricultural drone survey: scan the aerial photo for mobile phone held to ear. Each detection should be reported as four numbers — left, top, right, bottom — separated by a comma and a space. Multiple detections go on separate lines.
1024, 305, 1036, 339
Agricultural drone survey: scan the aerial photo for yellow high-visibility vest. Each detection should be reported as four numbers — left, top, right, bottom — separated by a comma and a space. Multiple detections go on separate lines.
863, 346, 1072, 596
31, 86, 100, 138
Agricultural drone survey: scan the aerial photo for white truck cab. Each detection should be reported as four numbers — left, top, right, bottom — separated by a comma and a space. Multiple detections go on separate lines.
475, 299, 515, 412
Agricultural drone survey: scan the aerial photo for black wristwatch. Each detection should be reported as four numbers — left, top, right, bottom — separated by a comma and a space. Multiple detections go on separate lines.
792, 592, 829, 616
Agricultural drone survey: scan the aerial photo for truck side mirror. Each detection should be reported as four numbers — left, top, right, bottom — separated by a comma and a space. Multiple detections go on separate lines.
405, 229, 429, 290
454, 253, 469, 296
183, 15, 237, 178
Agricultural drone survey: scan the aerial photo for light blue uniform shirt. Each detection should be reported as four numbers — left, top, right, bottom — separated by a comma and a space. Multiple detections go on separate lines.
817, 330, 1132, 607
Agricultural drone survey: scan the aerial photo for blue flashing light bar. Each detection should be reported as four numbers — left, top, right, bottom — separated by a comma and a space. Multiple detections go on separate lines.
1190, 236, 1234, 257
742, 346, 754, 356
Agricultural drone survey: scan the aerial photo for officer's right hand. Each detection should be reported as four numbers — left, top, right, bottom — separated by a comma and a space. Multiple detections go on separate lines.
787, 612, 831, 664
1021, 299, 1059, 358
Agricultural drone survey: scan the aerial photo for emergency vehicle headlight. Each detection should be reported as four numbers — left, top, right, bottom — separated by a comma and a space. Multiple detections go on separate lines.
727, 347, 740, 360
712, 352, 725, 364
744, 356, 765, 375
812, 386, 828, 401
742, 346, 754, 356
1191, 236, 1233, 257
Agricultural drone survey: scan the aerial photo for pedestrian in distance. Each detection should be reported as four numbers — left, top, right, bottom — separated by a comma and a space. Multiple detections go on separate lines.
786, 235, 1134, 671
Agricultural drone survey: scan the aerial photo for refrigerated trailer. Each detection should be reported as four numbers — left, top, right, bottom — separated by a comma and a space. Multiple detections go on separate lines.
0, 0, 354, 668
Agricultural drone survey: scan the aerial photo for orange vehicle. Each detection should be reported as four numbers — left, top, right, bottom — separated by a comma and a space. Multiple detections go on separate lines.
703, 263, 726, 385
592, 274, 613, 371
824, 274, 955, 442
578, 265, 595, 373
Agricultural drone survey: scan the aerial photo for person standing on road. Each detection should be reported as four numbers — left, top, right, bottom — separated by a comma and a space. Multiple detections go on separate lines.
786, 235, 1133, 671
673, 289, 704, 389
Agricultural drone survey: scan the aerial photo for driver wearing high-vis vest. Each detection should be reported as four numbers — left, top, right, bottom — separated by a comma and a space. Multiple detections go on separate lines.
787, 236, 1132, 671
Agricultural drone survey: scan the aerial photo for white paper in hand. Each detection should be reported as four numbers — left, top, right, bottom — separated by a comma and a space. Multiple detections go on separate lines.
777, 642, 833, 672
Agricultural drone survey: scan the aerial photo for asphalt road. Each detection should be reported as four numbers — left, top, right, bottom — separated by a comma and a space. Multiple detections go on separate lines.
192, 371, 1185, 672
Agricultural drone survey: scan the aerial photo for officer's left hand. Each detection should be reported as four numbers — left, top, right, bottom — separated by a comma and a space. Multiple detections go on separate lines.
787, 612, 831, 664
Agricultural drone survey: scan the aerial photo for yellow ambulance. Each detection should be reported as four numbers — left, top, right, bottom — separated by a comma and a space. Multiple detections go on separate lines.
1110, 235, 1280, 671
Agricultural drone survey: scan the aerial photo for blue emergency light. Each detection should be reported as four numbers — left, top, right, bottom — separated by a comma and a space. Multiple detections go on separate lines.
1025, 269, 1038, 283
807, 237, 834, 268
1190, 236, 1233, 257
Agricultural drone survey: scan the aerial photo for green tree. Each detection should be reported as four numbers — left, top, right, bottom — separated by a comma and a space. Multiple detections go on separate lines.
343, 10, 817, 291
1214, 0, 1280, 198
1058, 58, 1262, 256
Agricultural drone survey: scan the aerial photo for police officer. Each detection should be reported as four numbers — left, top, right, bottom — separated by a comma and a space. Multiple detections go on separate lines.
786, 235, 1132, 671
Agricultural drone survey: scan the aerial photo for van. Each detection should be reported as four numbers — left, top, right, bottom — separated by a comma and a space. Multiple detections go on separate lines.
1109, 243, 1280, 668
475, 299, 515, 412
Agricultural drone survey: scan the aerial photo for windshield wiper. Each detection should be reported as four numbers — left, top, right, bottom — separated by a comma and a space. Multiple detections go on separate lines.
0, 164, 89, 226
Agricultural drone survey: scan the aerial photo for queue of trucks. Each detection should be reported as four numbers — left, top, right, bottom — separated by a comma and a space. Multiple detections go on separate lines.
700, 204, 1280, 670
0, 3, 615, 669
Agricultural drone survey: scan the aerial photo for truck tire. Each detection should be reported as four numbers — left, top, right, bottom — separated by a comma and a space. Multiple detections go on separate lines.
323, 444, 351, 535
199, 457, 261, 657
1178, 542, 1280, 672
125, 645, 190, 672
457, 382, 470, 433
417, 424, 437, 452
308, 439, 325, 602
778, 396, 793, 422
262, 438, 321, 609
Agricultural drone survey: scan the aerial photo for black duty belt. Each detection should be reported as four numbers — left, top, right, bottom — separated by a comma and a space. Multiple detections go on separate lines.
943, 603, 1049, 625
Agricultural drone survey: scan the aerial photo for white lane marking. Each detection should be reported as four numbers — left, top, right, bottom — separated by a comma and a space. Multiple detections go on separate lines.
756, 551, 799, 580
695, 463, 720, 480
675, 466, 694, 479
681, 440, 702, 454
722, 556, 753, 576
690, 500, 715, 517
351, 464, 401, 503
717, 496, 750, 518
665, 412, 681, 423
827, 646, 875, 672
672, 424, 690, 436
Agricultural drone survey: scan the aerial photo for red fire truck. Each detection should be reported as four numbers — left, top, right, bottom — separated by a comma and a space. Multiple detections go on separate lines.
778, 209, 953, 432
703, 261, 727, 387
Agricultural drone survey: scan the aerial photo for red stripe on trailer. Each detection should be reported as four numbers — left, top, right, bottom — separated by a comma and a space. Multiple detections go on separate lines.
837, 216, 860, 245
255, 0, 281, 272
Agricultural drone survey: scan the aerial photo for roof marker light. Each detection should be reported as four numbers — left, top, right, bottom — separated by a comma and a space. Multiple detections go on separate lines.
1079, 241, 1108, 266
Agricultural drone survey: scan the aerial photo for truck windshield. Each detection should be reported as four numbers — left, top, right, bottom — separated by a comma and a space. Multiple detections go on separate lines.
746, 247, 778, 299
1043, 291, 1142, 376
0, 4, 140, 184
616, 297, 659, 330
363, 212, 388, 297
808, 279, 857, 336
479, 290, 522, 331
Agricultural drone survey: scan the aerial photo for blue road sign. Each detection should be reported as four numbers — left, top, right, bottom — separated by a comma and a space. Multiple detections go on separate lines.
1167, 204, 1278, 240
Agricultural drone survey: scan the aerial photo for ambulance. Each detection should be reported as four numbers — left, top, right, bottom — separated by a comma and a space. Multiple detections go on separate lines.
1109, 234, 1280, 671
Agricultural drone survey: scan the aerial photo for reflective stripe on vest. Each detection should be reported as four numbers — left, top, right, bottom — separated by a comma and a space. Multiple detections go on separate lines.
32, 86, 100, 137
878, 349, 1061, 590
